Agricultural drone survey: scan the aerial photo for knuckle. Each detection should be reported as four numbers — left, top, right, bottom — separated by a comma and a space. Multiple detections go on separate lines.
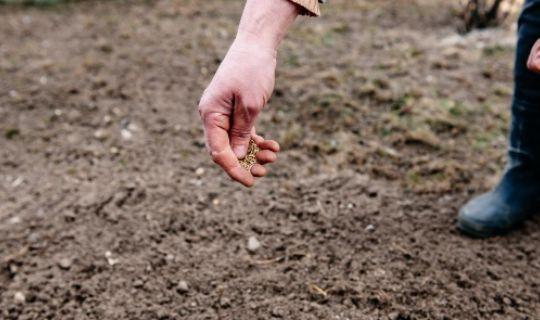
230, 126, 251, 139
201, 111, 221, 125
242, 96, 263, 114
245, 104, 261, 115
210, 151, 222, 164
198, 102, 209, 118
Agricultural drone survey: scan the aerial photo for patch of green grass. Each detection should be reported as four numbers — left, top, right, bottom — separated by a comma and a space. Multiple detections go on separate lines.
285, 53, 300, 67
5, 128, 20, 139
482, 44, 511, 57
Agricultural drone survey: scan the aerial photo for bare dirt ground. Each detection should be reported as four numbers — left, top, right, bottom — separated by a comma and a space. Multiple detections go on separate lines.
1, 0, 540, 319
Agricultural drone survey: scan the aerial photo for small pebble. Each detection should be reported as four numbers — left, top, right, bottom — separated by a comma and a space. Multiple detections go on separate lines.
14, 291, 25, 304
247, 236, 261, 253
8, 216, 21, 225
64, 211, 76, 222
9, 90, 19, 98
93, 129, 108, 141
11, 176, 24, 187
105, 251, 119, 266
121, 129, 133, 140
9, 264, 18, 274
177, 280, 189, 293
195, 168, 205, 176
388, 312, 400, 320
58, 258, 72, 270
27, 233, 40, 243
365, 224, 376, 232
110, 147, 120, 155
220, 297, 231, 308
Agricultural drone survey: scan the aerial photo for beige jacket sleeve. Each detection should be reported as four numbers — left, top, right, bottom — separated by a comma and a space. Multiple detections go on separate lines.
289, 0, 323, 16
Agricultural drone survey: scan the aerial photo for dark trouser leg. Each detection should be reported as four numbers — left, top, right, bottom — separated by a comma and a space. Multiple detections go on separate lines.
458, 0, 540, 238
510, 0, 540, 168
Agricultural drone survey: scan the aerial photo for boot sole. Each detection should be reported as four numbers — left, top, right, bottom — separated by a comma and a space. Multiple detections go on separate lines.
457, 215, 522, 238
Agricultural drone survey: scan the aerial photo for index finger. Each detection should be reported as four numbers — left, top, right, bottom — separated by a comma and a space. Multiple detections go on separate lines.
203, 112, 254, 187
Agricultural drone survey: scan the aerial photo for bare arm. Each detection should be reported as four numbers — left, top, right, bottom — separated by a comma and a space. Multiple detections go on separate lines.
198, 0, 300, 187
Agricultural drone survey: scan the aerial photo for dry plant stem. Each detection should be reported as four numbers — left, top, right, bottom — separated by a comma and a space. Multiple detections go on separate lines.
307, 283, 328, 298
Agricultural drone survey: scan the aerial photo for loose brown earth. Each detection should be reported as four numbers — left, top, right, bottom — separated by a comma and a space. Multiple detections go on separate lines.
1, 0, 539, 319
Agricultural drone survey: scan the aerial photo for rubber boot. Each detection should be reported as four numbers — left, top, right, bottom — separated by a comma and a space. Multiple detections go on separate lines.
458, 0, 540, 238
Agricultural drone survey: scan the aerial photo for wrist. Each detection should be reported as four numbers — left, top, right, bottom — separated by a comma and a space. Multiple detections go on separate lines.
234, 31, 279, 56
236, 0, 298, 52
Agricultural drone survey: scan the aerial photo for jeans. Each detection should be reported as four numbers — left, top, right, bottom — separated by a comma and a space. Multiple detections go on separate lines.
509, 0, 540, 167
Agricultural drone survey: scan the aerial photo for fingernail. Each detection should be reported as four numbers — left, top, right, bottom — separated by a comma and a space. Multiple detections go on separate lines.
233, 146, 247, 159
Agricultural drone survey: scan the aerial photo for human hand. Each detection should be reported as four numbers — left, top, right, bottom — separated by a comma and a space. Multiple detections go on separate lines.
527, 39, 540, 73
198, 40, 279, 187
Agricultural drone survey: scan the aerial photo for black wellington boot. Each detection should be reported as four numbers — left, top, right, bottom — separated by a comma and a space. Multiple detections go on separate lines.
458, 0, 540, 238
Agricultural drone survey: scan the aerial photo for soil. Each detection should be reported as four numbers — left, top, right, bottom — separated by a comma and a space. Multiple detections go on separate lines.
1, 0, 539, 319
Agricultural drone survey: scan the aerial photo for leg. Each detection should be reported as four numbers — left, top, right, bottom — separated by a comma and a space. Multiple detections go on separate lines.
458, 0, 540, 237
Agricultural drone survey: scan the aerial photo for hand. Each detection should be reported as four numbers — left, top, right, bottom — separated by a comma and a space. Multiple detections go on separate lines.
198, 40, 279, 187
527, 39, 540, 73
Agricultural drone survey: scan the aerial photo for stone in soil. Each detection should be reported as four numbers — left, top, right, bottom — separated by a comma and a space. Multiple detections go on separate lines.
177, 280, 189, 293
247, 236, 261, 253
58, 258, 72, 270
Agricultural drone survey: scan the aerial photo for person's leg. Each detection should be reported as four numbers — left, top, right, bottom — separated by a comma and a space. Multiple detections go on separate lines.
458, 0, 540, 237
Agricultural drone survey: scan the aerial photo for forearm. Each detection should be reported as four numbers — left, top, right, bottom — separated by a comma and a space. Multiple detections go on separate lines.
235, 0, 299, 52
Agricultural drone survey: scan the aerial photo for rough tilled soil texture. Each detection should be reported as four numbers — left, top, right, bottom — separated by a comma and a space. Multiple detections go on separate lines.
1, 0, 540, 319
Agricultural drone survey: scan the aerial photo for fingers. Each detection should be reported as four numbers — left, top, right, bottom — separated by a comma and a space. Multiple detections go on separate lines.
251, 131, 279, 165
230, 98, 261, 159
257, 139, 280, 153
199, 108, 254, 187
251, 128, 265, 144
527, 39, 540, 73
199, 96, 277, 187
256, 149, 277, 164
211, 148, 254, 187
251, 164, 267, 177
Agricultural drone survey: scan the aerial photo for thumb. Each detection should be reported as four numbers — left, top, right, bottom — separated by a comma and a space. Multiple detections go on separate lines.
230, 98, 260, 158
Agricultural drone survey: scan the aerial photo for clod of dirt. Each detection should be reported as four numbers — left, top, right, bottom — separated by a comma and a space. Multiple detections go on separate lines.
13, 292, 25, 304
58, 258, 72, 270
239, 140, 259, 170
177, 280, 189, 294
271, 307, 285, 318
133, 280, 144, 288
220, 297, 231, 308
247, 236, 261, 253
